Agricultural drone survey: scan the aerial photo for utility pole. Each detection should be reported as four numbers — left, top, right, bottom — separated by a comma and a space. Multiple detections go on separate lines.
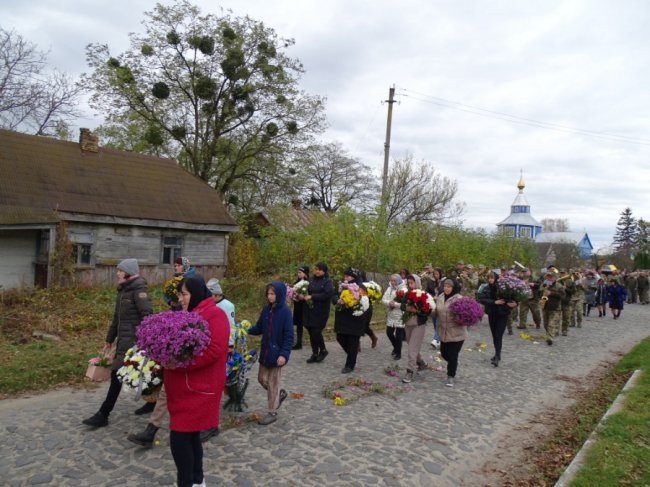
381, 85, 396, 201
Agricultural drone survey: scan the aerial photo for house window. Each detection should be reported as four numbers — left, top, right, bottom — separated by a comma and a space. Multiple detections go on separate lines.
520, 227, 532, 238
162, 236, 183, 264
69, 231, 94, 266
503, 227, 515, 237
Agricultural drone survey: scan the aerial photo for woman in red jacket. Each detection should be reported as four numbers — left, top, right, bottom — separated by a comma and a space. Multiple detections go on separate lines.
166, 275, 230, 487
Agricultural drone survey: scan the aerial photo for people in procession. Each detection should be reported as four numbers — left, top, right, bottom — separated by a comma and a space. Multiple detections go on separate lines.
478, 271, 517, 367
291, 266, 310, 350
400, 274, 433, 383
382, 273, 406, 360
435, 278, 466, 386
82, 259, 152, 428
301, 262, 335, 364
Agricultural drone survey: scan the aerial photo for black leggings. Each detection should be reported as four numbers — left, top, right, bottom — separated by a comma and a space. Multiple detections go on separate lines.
488, 313, 508, 360
386, 326, 405, 355
336, 333, 361, 369
440, 340, 464, 378
99, 371, 122, 417
170, 431, 203, 487
307, 327, 326, 355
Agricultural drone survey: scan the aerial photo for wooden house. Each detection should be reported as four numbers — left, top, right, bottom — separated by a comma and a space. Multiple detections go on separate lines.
0, 128, 237, 289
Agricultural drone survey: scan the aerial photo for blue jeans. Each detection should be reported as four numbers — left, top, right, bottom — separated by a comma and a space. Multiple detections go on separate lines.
431, 316, 440, 342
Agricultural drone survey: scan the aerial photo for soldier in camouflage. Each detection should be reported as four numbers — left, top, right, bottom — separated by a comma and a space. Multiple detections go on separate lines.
541, 271, 565, 345
518, 269, 541, 329
559, 270, 576, 336
570, 270, 584, 328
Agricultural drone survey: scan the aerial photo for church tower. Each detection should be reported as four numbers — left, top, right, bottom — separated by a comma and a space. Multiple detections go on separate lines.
496, 172, 542, 239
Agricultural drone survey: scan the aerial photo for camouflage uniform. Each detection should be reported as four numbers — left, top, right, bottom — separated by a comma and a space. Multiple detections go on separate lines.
542, 279, 565, 343
518, 275, 541, 329
571, 274, 584, 327
560, 276, 576, 335
626, 274, 638, 304
637, 273, 650, 305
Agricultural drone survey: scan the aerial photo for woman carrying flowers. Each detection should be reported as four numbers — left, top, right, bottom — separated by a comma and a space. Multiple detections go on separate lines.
301, 262, 335, 364
165, 275, 230, 487
435, 278, 466, 387
247, 282, 293, 425
382, 273, 406, 360
291, 265, 310, 350
332, 268, 371, 373
478, 271, 517, 367
400, 274, 435, 383
82, 258, 152, 428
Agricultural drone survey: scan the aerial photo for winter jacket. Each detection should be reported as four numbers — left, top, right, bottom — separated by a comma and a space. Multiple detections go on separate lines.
332, 287, 370, 336
105, 276, 152, 371
382, 284, 406, 328
304, 274, 335, 330
607, 284, 627, 309
478, 278, 513, 317
248, 282, 294, 368
165, 296, 231, 432
436, 292, 468, 343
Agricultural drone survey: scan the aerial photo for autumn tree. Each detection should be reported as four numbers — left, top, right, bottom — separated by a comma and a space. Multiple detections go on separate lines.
381, 155, 463, 226
540, 218, 570, 233
297, 142, 379, 213
0, 27, 83, 137
84, 1, 325, 208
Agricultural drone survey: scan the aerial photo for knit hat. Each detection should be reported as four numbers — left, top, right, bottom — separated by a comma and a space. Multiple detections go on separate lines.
117, 258, 139, 276
206, 278, 223, 295
343, 267, 360, 282
175, 257, 191, 273
298, 265, 310, 275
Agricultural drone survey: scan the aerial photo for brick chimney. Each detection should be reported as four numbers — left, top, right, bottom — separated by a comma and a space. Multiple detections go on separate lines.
79, 128, 99, 153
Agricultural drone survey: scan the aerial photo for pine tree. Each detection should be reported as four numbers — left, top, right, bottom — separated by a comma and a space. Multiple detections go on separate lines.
613, 207, 638, 251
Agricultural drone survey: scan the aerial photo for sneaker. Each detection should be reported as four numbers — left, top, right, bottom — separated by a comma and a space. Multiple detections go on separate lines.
199, 426, 220, 443
402, 370, 414, 383
306, 354, 318, 363
278, 389, 288, 408
134, 401, 156, 416
446, 377, 454, 387
192, 480, 206, 487
82, 411, 108, 428
417, 360, 427, 372
431, 339, 440, 349
341, 366, 353, 374
257, 412, 277, 426
393, 354, 401, 360
315, 350, 328, 362
546, 338, 553, 346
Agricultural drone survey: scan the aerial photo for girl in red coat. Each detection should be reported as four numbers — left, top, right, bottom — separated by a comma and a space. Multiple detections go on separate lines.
166, 275, 230, 487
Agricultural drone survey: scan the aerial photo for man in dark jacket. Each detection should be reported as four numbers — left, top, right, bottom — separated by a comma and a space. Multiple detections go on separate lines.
83, 258, 152, 428
302, 262, 335, 363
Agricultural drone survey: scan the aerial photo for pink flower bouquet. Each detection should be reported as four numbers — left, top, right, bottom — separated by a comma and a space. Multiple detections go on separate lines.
448, 296, 484, 327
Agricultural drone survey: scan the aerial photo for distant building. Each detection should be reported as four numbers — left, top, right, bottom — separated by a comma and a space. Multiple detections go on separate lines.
496, 175, 542, 239
535, 232, 594, 262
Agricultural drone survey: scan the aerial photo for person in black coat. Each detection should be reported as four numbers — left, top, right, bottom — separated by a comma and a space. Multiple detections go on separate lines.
292, 265, 310, 350
82, 259, 152, 428
301, 262, 335, 363
478, 271, 517, 367
333, 268, 370, 373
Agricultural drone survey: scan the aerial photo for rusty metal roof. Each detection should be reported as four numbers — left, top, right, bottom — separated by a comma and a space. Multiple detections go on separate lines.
0, 129, 237, 227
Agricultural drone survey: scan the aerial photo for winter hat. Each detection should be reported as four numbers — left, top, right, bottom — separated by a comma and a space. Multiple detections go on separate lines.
343, 267, 360, 282
175, 257, 191, 273
298, 265, 310, 275
206, 278, 223, 295
117, 258, 139, 276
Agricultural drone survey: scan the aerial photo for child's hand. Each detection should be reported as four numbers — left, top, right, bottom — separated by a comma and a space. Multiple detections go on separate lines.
277, 356, 286, 367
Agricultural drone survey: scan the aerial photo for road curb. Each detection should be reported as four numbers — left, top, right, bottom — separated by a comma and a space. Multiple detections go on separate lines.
554, 368, 642, 487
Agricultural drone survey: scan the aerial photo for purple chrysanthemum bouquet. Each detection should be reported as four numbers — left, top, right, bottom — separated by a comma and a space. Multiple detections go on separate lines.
136, 310, 211, 369
496, 275, 532, 302
448, 296, 484, 327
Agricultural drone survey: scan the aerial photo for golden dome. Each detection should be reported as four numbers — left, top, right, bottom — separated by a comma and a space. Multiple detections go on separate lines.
517, 170, 525, 191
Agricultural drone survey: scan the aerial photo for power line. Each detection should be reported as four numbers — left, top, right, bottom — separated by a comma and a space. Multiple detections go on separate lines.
396, 86, 650, 146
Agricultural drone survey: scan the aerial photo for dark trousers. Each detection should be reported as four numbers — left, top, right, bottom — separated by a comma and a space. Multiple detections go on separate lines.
170, 431, 203, 487
440, 340, 464, 378
336, 333, 361, 369
386, 326, 405, 356
488, 313, 508, 360
307, 327, 326, 355
294, 321, 303, 346
99, 371, 122, 417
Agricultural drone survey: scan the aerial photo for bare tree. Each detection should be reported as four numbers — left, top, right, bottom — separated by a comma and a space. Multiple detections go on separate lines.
297, 142, 379, 213
382, 155, 463, 225
0, 27, 83, 136
540, 218, 570, 233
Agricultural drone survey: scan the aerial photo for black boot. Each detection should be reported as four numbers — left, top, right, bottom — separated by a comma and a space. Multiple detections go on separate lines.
82, 411, 108, 428
134, 401, 156, 415
127, 423, 159, 447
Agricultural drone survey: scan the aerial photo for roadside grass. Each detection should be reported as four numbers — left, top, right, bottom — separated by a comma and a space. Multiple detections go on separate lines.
514, 337, 650, 486
0, 281, 387, 397
567, 338, 650, 487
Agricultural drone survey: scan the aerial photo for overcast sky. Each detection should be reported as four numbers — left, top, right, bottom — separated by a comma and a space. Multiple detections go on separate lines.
3, 0, 649, 250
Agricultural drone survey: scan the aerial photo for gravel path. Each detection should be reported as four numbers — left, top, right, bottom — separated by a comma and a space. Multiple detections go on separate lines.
1, 305, 648, 486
